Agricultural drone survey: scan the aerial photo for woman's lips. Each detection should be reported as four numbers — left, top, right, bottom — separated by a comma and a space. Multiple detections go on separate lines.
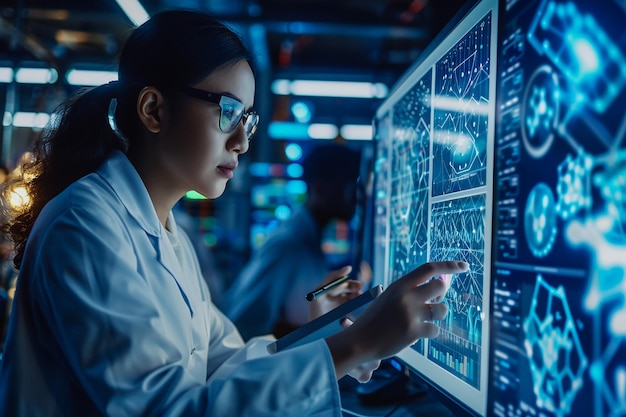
217, 162, 237, 179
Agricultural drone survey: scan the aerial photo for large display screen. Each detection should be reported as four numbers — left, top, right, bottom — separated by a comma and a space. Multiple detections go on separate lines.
488, 1, 626, 416
370, 0, 499, 415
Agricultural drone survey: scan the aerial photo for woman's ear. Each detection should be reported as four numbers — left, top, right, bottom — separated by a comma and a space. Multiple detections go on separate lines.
137, 86, 163, 134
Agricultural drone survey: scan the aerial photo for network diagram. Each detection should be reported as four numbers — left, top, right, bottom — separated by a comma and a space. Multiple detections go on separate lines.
523, 275, 587, 417
508, 0, 626, 415
388, 74, 432, 281
432, 13, 492, 196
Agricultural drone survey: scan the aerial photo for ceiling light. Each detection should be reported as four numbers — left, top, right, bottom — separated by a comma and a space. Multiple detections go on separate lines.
15, 67, 58, 84
4, 112, 51, 129
0, 67, 14, 83
268, 122, 339, 140
268, 122, 310, 140
340, 124, 373, 140
271, 79, 290, 95
307, 123, 338, 139
66, 69, 118, 86
271, 79, 388, 99
114, 0, 149, 26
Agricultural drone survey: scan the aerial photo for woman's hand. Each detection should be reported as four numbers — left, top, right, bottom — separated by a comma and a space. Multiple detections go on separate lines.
308, 266, 362, 321
308, 266, 380, 382
325, 260, 469, 379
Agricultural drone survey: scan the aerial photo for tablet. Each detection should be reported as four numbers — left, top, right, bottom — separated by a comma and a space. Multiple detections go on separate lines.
266, 285, 384, 354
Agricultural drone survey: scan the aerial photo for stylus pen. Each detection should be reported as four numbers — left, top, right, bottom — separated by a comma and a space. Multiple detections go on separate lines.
306, 275, 350, 301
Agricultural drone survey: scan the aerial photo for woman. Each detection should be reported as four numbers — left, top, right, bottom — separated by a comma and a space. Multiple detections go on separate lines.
0, 10, 468, 416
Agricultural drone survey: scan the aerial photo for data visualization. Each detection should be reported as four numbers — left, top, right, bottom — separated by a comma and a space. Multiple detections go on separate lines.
432, 14, 491, 196
371, 1, 498, 415
489, 1, 626, 417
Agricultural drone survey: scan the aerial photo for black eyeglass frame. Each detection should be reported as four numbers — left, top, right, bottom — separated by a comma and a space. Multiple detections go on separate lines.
180, 86, 259, 139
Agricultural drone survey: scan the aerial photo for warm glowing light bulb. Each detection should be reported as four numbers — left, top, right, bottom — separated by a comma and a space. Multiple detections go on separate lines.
8, 185, 30, 210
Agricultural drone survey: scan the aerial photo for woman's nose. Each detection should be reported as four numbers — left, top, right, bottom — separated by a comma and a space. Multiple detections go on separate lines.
228, 126, 250, 154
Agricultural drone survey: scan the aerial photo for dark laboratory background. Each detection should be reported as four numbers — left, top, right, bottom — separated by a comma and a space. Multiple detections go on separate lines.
0, 0, 466, 299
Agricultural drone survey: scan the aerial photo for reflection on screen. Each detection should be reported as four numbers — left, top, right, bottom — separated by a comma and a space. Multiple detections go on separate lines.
489, 1, 626, 416
371, 0, 499, 415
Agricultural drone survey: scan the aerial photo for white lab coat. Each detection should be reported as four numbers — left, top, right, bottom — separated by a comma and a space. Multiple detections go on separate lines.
0, 150, 341, 416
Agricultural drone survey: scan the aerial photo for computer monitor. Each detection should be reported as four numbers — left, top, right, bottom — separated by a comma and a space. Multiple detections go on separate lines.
487, 1, 626, 416
370, 0, 499, 415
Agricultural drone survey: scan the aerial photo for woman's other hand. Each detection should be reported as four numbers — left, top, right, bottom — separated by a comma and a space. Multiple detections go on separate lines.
308, 266, 380, 382
308, 266, 362, 321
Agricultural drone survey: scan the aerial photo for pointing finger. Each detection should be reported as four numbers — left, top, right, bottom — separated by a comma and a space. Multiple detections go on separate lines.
400, 261, 469, 289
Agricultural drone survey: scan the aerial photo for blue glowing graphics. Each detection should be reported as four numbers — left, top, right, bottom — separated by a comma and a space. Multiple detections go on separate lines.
521, 65, 560, 159
373, 9, 495, 397
567, 208, 626, 336
523, 275, 588, 417
432, 13, 492, 196
491, 0, 626, 416
556, 152, 592, 220
528, 0, 626, 113
523, 182, 557, 257
387, 72, 432, 281
429, 194, 486, 388
589, 337, 626, 417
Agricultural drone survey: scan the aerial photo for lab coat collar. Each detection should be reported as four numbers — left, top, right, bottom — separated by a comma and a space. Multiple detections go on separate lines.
97, 150, 161, 236
96, 151, 194, 316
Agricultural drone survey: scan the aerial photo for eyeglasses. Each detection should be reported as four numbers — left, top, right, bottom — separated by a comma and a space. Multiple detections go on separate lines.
180, 86, 259, 139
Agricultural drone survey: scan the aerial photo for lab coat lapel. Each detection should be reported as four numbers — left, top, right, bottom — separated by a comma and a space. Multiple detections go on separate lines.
154, 230, 194, 317
97, 150, 194, 317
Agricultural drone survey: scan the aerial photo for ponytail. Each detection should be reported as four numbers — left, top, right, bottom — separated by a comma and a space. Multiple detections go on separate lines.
1, 81, 129, 269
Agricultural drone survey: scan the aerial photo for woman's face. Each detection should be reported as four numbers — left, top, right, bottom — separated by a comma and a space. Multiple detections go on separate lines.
156, 60, 256, 200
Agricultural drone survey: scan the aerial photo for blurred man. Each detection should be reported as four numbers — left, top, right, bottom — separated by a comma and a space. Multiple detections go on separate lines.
223, 143, 361, 340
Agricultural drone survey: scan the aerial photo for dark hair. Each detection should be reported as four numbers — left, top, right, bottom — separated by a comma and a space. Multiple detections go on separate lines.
301, 144, 361, 186
1, 10, 254, 269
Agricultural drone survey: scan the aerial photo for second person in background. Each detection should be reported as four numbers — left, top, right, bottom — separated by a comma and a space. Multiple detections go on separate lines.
223, 143, 362, 339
